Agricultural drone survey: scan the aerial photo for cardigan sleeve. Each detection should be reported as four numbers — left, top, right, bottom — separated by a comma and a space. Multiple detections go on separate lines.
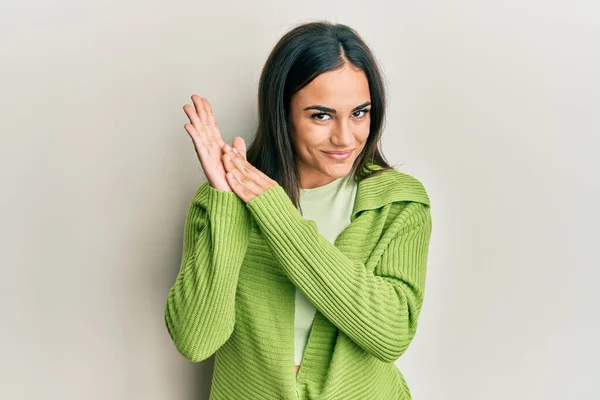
245, 184, 432, 363
164, 182, 252, 362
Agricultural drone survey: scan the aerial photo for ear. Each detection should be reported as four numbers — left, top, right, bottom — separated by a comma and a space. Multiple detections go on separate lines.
232, 136, 247, 159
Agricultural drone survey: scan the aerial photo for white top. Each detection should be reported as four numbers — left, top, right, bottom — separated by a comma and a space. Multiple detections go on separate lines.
294, 173, 358, 365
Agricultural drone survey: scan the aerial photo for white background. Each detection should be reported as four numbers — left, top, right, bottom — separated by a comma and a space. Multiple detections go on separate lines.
1, 0, 598, 399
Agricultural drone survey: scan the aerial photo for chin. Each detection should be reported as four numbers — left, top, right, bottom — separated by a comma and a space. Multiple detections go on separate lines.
321, 161, 354, 176
301, 153, 356, 180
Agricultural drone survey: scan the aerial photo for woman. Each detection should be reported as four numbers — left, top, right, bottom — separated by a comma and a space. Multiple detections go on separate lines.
164, 21, 432, 399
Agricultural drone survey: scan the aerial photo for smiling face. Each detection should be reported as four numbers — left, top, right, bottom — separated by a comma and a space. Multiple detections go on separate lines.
289, 63, 371, 189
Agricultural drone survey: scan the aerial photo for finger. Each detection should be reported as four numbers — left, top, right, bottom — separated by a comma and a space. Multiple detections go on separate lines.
223, 145, 269, 183
192, 95, 207, 125
222, 142, 239, 159
229, 150, 249, 175
224, 151, 275, 193
225, 172, 249, 203
200, 97, 218, 147
222, 153, 258, 190
222, 152, 239, 174
227, 168, 261, 198
230, 150, 266, 181
185, 123, 210, 162
214, 136, 226, 149
202, 98, 225, 148
183, 104, 205, 139
229, 153, 271, 188
184, 122, 208, 150
232, 136, 247, 159
202, 98, 218, 127
191, 95, 212, 145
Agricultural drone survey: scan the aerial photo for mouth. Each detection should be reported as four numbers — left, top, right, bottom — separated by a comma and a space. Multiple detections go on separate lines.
322, 149, 354, 161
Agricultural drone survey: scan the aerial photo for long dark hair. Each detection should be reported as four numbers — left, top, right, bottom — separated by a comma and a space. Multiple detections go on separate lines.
246, 21, 395, 209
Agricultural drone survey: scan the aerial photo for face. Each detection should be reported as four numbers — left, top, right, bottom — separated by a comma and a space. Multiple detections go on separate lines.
289, 63, 371, 189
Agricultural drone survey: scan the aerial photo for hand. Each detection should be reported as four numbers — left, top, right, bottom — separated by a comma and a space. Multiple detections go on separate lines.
183, 95, 245, 192
222, 142, 279, 203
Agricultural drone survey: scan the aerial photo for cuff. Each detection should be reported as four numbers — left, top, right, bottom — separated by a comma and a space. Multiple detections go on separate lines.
245, 184, 301, 232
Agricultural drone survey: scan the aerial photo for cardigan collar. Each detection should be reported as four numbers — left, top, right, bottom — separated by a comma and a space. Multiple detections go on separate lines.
351, 162, 431, 220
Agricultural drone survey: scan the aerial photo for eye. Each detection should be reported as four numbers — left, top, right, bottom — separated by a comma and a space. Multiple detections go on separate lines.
311, 113, 331, 122
352, 109, 370, 119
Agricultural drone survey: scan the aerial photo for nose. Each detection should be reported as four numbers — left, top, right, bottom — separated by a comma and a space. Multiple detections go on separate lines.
331, 119, 353, 147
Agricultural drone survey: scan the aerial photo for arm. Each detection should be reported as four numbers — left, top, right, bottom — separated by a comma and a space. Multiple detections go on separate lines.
164, 182, 251, 362
245, 185, 432, 363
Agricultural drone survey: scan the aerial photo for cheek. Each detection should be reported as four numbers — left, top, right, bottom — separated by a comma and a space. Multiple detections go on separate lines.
348, 121, 369, 146
358, 119, 371, 139
293, 122, 331, 152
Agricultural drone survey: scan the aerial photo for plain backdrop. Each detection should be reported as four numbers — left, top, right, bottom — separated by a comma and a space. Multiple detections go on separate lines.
1, 1, 598, 399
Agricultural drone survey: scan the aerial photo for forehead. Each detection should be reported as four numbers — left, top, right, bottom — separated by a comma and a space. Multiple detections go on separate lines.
293, 65, 370, 108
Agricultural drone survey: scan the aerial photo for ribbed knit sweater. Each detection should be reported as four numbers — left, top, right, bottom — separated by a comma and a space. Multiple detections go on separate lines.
164, 163, 432, 399
295, 172, 358, 367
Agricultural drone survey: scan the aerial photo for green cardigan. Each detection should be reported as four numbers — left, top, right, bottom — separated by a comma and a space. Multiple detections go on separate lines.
164, 163, 432, 399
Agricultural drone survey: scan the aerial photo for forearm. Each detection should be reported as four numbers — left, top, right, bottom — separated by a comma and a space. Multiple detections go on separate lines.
165, 183, 251, 362
246, 185, 432, 362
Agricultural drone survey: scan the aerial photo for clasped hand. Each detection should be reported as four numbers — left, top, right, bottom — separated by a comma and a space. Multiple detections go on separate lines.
183, 94, 278, 203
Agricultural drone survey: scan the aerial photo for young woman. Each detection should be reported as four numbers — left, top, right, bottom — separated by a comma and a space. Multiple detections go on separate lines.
165, 21, 433, 399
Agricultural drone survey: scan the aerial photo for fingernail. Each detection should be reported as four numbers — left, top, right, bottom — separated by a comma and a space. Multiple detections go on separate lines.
232, 148, 239, 154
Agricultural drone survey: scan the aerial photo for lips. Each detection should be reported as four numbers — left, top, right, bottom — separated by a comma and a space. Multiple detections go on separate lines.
322, 149, 354, 161
323, 150, 353, 155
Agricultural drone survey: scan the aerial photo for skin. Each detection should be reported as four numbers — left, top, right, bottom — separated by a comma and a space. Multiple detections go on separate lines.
182, 94, 278, 201
183, 95, 248, 192
289, 63, 372, 189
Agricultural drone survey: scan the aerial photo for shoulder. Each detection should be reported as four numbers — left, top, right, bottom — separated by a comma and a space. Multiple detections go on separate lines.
379, 169, 430, 206
354, 165, 431, 217
374, 170, 432, 238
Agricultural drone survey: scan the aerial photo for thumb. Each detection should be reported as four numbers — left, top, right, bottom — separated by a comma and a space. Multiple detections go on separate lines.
232, 136, 247, 159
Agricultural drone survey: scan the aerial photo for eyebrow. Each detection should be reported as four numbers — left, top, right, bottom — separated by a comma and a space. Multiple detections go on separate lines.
303, 101, 371, 114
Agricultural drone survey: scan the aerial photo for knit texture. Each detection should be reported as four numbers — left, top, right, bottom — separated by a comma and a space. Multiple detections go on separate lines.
164, 163, 432, 399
